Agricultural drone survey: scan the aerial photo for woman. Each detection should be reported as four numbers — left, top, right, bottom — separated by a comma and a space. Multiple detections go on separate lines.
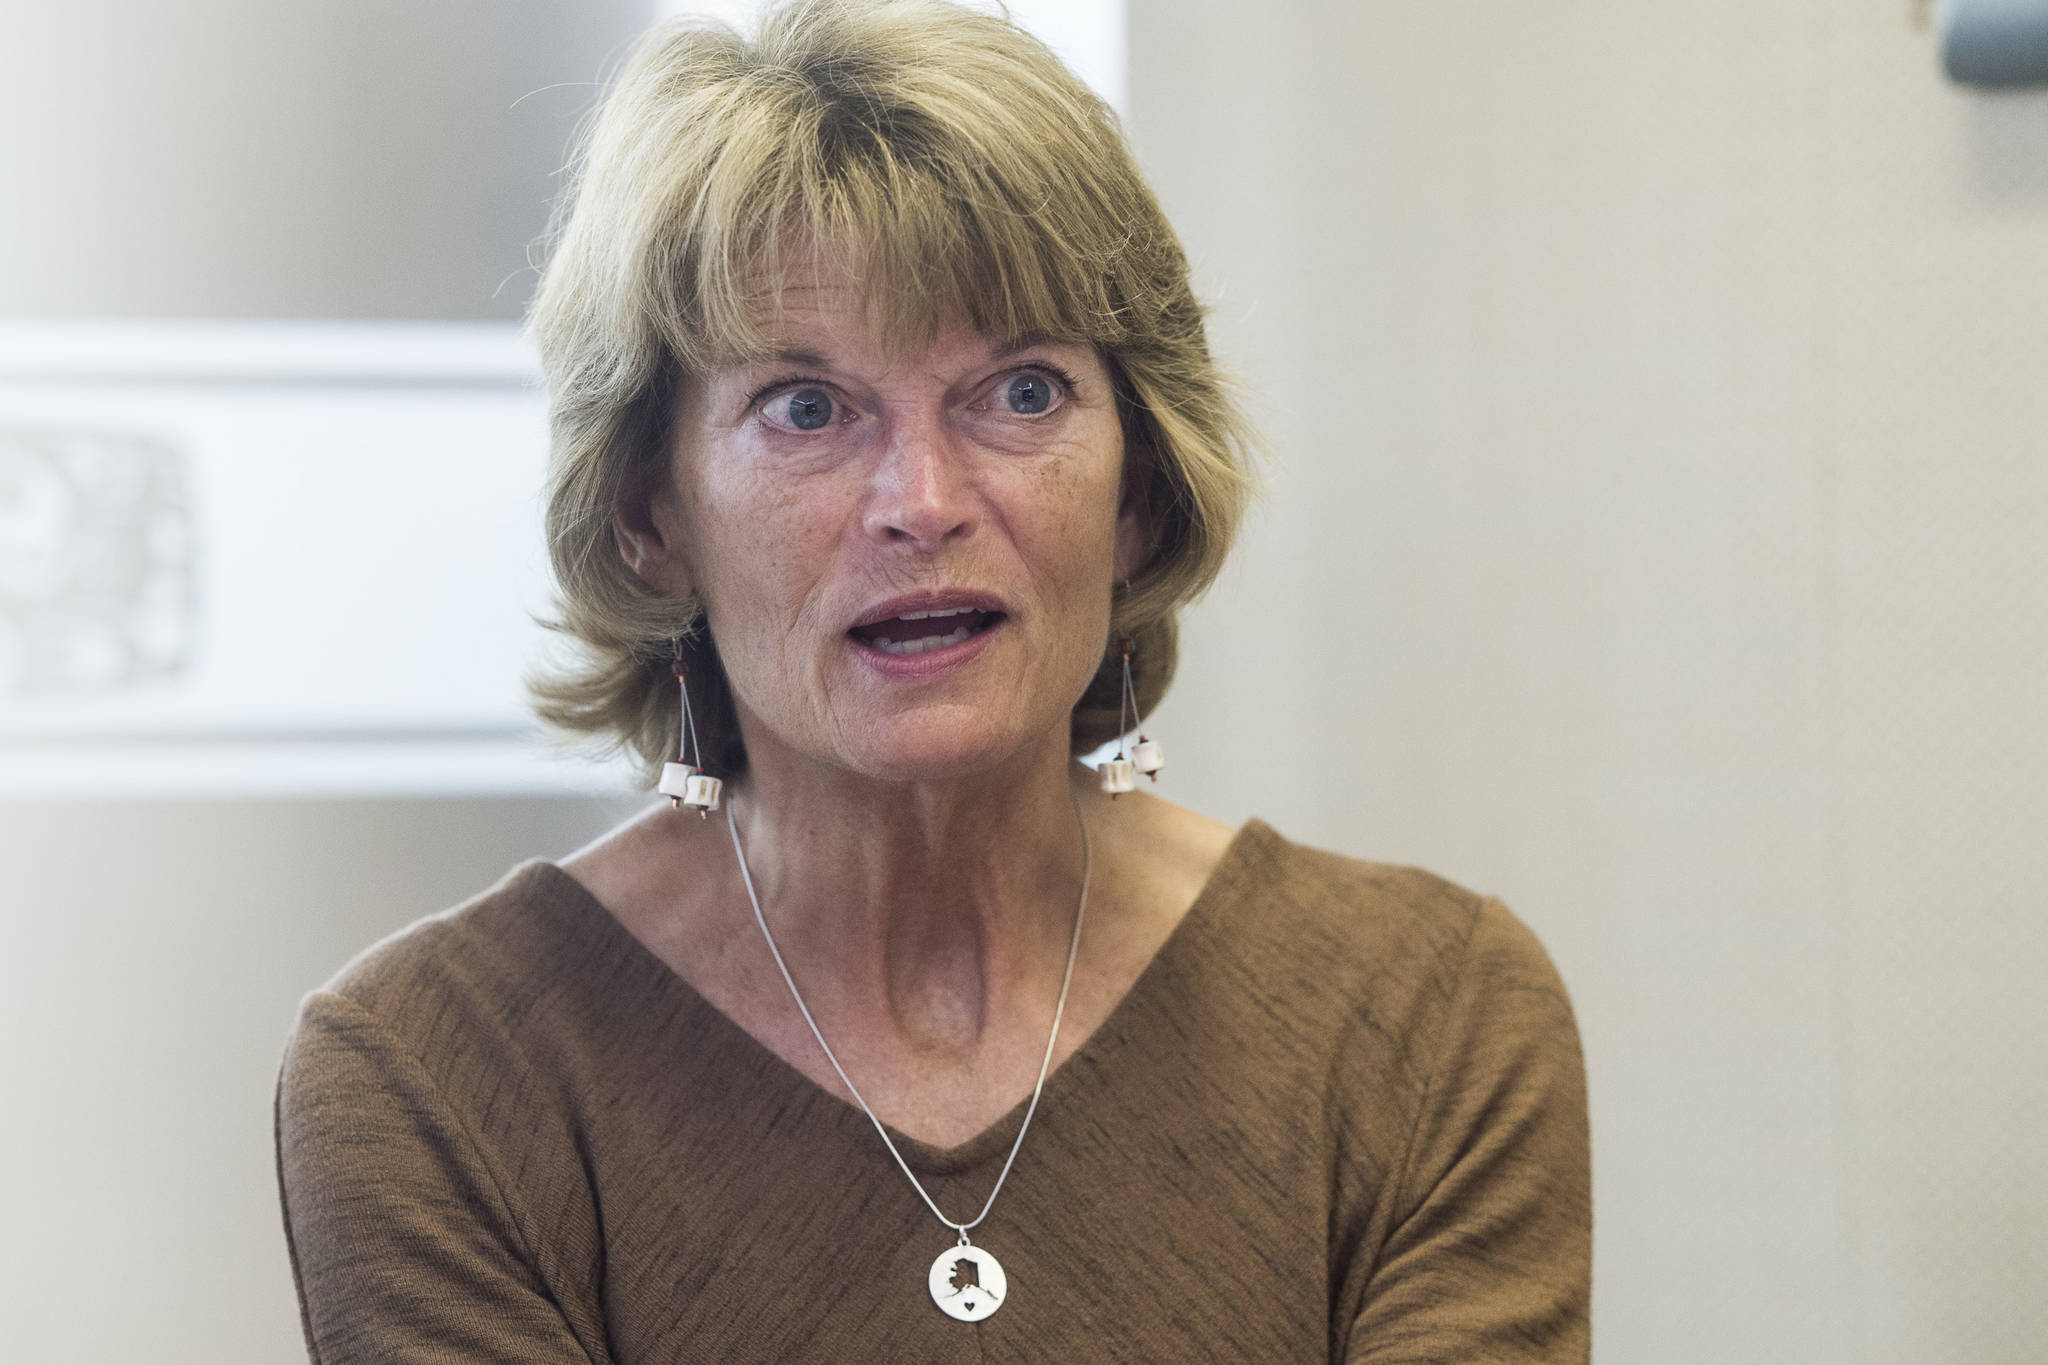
275, 2, 1591, 1360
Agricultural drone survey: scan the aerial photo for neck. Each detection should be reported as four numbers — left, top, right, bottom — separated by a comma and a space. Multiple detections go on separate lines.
724, 735, 1091, 1057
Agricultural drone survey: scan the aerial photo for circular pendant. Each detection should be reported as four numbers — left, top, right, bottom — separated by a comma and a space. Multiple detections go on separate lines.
928, 1243, 1007, 1321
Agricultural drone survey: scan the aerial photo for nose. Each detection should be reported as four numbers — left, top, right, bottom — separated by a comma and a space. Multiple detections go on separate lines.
861, 414, 979, 550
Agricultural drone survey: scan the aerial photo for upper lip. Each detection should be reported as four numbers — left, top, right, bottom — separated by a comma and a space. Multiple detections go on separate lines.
848, 589, 1011, 630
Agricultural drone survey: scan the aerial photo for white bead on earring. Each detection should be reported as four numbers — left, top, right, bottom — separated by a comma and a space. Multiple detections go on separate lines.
656, 640, 722, 817
1099, 636, 1163, 796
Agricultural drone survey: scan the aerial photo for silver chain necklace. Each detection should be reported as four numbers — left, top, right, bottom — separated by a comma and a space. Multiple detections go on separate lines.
722, 789, 1091, 1322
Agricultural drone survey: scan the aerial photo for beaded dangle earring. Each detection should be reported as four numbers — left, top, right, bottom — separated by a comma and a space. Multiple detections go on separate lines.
1098, 636, 1164, 796
656, 640, 722, 817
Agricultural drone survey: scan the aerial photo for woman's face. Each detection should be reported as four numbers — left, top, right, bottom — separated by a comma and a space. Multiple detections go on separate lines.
633, 277, 1144, 783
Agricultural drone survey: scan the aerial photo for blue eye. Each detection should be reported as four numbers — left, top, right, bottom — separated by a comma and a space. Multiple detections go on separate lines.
1005, 373, 1054, 414
783, 387, 833, 430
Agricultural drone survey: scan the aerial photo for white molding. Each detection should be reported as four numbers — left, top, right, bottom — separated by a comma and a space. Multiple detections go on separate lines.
0, 319, 539, 386
0, 319, 585, 797
0, 736, 639, 800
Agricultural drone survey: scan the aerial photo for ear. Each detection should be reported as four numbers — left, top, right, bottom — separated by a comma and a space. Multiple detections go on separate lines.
1113, 502, 1148, 584
1111, 428, 1155, 584
613, 481, 693, 600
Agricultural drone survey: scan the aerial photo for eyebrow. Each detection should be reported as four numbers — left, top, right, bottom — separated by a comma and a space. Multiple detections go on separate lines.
734, 333, 1071, 375
994, 331, 1058, 356
745, 347, 832, 371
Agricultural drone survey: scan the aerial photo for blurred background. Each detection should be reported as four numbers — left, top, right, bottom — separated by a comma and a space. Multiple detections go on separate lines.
3, 1, 2044, 1360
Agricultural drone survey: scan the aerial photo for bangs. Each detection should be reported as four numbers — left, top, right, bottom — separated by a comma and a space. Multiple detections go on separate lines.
639, 37, 1156, 371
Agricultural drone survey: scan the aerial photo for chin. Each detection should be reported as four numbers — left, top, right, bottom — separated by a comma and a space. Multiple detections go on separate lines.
837, 714, 1047, 784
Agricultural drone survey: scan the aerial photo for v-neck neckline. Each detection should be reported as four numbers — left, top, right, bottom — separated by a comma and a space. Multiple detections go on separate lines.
528, 817, 1275, 1174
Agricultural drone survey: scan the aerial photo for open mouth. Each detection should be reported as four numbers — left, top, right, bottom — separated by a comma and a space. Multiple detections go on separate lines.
847, 606, 1006, 656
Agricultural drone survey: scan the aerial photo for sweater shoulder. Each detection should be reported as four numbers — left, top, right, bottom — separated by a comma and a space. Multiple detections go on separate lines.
286, 858, 663, 1103
1225, 821, 1493, 982
314, 860, 572, 1028
1208, 821, 1574, 1076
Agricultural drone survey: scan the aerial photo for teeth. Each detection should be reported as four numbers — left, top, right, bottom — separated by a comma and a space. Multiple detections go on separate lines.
896, 606, 977, 621
873, 625, 975, 655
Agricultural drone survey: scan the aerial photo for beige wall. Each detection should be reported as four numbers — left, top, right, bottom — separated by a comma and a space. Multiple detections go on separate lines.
0, 795, 637, 1362
0, 0, 646, 319
1125, 1, 2048, 1360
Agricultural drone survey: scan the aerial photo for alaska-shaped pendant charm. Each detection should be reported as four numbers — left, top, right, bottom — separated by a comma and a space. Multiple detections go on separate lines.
929, 1242, 1006, 1321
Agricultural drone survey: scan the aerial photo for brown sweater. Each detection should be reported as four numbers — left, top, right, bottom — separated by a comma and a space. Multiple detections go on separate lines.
275, 819, 1590, 1363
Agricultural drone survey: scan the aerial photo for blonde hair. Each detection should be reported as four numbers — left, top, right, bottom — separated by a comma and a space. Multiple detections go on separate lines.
529, 0, 1254, 782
